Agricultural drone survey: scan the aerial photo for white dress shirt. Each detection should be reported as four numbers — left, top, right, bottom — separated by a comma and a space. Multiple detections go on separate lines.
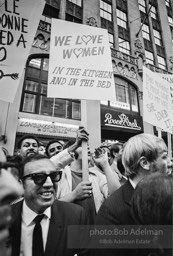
20, 201, 51, 256
129, 178, 136, 189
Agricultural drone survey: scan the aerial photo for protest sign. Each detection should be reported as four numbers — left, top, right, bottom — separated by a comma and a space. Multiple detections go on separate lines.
48, 19, 116, 101
159, 74, 173, 125
143, 66, 172, 134
0, 0, 45, 102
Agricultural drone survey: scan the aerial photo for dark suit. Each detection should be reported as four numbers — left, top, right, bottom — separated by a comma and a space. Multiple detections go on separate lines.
10, 199, 89, 256
92, 180, 135, 256
96, 179, 134, 225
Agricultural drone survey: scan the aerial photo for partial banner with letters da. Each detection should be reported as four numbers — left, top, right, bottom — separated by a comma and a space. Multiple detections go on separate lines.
143, 66, 172, 134
0, 0, 45, 103
48, 19, 116, 101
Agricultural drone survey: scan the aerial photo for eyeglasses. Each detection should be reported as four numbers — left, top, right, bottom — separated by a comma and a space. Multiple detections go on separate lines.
22, 171, 62, 185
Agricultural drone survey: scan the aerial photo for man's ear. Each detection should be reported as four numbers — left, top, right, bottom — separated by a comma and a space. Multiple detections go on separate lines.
139, 156, 150, 170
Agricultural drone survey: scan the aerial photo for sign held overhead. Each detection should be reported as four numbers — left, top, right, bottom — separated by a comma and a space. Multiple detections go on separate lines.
0, 0, 45, 102
48, 19, 116, 101
143, 66, 172, 134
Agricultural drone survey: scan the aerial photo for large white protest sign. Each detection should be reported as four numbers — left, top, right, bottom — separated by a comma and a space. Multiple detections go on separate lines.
48, 19, 115, 101
159, 74, 173, 125
143, 66, 172, 133
0, 0, 45, 102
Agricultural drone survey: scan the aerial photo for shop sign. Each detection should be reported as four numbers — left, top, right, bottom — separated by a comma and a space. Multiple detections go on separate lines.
17, 118, 78, 138
102, 110, 143, 131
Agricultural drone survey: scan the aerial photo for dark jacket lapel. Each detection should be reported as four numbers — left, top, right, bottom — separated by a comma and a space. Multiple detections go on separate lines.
45, 201, 63, 256
11, 200, 23, 256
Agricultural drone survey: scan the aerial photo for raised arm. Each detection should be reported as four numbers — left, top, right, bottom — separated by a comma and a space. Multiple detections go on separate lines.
93, 147, 121, 195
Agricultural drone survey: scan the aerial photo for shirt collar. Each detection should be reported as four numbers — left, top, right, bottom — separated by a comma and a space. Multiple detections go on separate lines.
22, 200, 51, 226
129, 178, 136, 189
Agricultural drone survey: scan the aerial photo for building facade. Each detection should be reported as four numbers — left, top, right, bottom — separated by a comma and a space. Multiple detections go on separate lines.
0, 0, 172, 155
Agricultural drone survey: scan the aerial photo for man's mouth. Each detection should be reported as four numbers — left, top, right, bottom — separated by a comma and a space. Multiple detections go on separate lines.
27, 151, 35, 156
40, 191, 54, 199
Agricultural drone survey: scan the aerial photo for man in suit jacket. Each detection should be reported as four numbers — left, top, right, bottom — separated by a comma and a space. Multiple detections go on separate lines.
10, 154, 89, 256
92, 133, 173, 256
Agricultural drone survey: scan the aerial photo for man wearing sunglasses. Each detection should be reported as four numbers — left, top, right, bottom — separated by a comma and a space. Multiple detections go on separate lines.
10, 154, 88, 256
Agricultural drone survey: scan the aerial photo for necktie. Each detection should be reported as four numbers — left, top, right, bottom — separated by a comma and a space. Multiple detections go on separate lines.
32, 214, 45, 256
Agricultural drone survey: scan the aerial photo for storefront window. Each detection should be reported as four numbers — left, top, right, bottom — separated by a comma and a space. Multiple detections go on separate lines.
20, 56, 81, 120
130, 86, 139, 112
23, 94, 36, 113
110, 79, 130, 110
72, 101, 81, 119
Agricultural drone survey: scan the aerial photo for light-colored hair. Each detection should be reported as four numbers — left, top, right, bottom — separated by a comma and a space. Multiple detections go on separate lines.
122, 133, 166, 178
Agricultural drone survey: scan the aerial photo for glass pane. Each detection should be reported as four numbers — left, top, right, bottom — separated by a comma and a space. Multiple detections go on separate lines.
72, 102, 81, 119
110, 78, 130, 110
108, 13, 112, 21
22, 93, 36, 113
25, 80, 38, 92
29, 58, 41, 69
39, 96, 53, 116
54, 99, 67, 118
26, 67, 40, 79
100, 0, 103, 9
108, 33, 114, 44
130, 86, 139, 112
43, 58, 49, 71
40, 83, 47, 94
66, 101, 70, 119
77, 0, 82, 6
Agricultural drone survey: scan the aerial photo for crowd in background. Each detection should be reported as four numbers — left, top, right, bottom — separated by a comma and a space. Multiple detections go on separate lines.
0, 127, 173, 256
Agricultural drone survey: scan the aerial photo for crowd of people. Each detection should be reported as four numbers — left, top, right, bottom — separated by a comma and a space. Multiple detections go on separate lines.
0, 127, 172, 256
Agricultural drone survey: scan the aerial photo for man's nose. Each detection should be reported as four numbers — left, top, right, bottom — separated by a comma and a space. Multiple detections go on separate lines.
168, 157, 173, 167
43, 176, 53, 186
29, 145, 35, 150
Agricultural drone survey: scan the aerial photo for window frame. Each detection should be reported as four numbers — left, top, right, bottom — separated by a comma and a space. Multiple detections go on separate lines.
138, 0, 146, 13
165, 0, 170, 7
116, 9, 128, 29
157, 56, 167, 70
153, 29, 162, 46
142, 24, 151, 41
101, 77, 140, 115
100, 0, 112, 22
67, 0, 82, 7
118, 38, 130, 55
145, 50, 155, 65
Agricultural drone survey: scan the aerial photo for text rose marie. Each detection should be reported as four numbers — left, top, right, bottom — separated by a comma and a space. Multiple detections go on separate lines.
104, 113, 141, 130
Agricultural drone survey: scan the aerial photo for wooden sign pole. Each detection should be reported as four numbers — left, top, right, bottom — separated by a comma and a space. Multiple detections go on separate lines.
157, 127, 162, 138
81, 100, 89, 181
167, 132, 172, 159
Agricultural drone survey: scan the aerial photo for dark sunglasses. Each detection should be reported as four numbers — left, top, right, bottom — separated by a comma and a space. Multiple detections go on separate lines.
22, 171, 62, 185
